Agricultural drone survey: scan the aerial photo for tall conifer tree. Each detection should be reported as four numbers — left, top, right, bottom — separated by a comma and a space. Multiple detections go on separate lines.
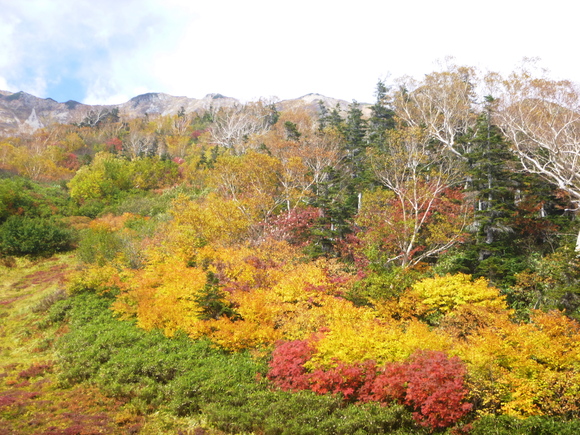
367, 80, 395, 148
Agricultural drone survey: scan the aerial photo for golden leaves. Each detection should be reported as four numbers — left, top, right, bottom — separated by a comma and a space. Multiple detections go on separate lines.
412, 273, 508, 315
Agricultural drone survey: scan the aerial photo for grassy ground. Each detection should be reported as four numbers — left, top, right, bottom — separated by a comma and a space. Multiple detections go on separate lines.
0, 255, 215, 435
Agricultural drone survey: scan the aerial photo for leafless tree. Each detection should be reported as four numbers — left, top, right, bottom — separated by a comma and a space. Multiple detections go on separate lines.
209, 101, 274, 154
124, 119, 156, 159
491, 69, 580, 249
74, 107, 112, 128
367, 126, 468, 266
392, 63, 479, 157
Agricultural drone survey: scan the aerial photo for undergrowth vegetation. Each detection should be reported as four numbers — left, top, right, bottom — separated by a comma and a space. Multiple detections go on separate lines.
1, 259, 575, 434
52, 291, 426, 434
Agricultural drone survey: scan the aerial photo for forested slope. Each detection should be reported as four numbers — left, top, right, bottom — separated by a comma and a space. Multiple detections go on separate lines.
2, 63, 580, 434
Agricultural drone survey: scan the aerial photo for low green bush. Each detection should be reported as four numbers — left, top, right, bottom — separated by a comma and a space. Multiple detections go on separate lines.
204, 390, 421, 435
0, 177, 73, 222
470, 415, 580, 434
47, 297, 73, 324
102, 192, 172, 217
0, 216, 75, 257
76, 227, 124, 265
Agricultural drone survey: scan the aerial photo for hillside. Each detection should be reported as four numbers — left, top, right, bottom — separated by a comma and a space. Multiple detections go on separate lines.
0, 90, 361, 135
1, 65, 580, 434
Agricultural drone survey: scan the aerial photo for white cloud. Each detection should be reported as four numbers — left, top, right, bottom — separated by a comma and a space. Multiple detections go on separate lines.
0, 0, 190, 101
0, 76, 11, 92
0, 0, 578, 104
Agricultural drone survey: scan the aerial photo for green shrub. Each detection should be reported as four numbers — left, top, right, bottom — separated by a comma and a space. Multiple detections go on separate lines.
470, 415, 580, 434
76, 213, 157, 268
203, 390, 421, 435
103, 192, 171, 217
68, 153, 180, 206
0, 216, 75, 257
0, 177, 73, 222
76, 228, 124, 265
75, 198, 107, 218
346, 266, 429, 306
47, 298, 73, 323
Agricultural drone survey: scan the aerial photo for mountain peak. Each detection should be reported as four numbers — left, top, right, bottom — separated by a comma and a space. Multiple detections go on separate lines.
129, 92, 163, 103
0, 90, 370, 135
204, 93, 228, 100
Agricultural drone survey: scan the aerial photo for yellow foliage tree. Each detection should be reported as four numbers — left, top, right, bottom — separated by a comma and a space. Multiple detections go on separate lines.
157, 193, 252, 261
411, 273, 508, 320
112, 260, 209, 338
206, 150, 283, 222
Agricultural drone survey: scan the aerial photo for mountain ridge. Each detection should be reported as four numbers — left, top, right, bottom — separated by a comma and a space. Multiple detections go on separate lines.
0, 90, 368, 135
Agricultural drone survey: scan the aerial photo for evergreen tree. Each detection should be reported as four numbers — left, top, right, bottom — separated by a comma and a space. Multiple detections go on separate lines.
195, 271, 241, 321
433, 99, 521, 282
310, 103, 359, 257
318, 102, 345, 133
343, 101, 377, 197
344, 100, 367, 152
470, 101, 518, 242
284, 121, 301, 141
444, 97, 572, 285
367, 80, 395, 147
317, 100, 330, 131
266, 102, 280, 127
306, 167, 358, 258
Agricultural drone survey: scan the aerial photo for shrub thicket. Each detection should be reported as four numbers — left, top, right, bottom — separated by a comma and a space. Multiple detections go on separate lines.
55, 293, 425, 434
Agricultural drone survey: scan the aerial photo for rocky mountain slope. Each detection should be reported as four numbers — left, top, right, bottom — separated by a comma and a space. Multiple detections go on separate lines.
0, 90, 365, 135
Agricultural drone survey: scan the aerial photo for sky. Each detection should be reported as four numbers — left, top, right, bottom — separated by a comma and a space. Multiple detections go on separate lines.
0, 0, 577, 105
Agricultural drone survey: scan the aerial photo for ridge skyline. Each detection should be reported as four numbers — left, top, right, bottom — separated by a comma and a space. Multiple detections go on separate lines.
0, 89, 368, 135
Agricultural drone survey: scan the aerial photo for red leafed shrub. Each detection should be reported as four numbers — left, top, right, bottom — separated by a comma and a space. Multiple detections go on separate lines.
191, 129, 207, 140
362, 361, 408, 403
267, 340, 313, 391
370, 350, 472, 429
62, 153, 81, 170
309, 360, 377, 402
18, 362, 54, 379
267, 343, 472, 430
105, 137, 123, 152
403, 350, 472, 428
263, 207, 322, 246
